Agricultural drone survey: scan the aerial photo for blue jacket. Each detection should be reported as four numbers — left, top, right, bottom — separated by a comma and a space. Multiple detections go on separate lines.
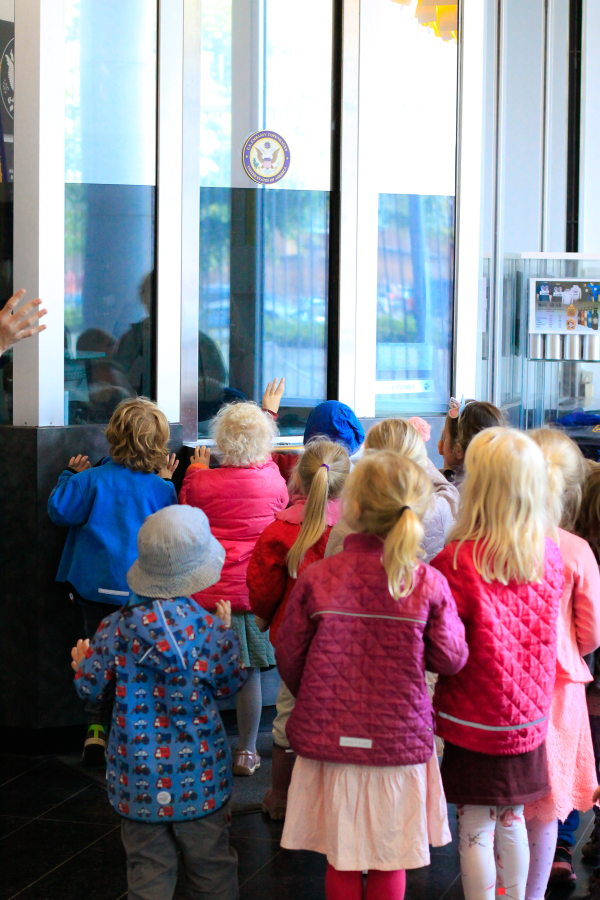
48, 459, 177, 604
74, 595, 247, 822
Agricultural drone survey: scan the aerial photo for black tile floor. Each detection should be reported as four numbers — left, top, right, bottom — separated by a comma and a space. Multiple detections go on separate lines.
0, 753, 596, 900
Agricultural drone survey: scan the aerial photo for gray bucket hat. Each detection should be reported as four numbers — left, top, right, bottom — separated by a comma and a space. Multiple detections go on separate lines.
127, 505, 225, 599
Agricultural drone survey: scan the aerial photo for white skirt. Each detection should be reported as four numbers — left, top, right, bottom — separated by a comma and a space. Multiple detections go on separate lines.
281, 752, 451, 871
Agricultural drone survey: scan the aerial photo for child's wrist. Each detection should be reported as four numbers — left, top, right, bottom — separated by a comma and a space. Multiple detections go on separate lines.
263, 408, 278, 420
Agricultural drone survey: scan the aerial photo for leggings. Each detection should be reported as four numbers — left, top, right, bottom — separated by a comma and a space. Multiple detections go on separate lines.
325, 865, 406, 900
457, 804, 530, 900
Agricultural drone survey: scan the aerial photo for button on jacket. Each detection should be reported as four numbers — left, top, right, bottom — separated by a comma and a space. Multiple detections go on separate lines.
275, 533, 469, 767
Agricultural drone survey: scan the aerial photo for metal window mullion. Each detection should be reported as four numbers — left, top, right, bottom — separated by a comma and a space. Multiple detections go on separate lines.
13, 0, 65, 427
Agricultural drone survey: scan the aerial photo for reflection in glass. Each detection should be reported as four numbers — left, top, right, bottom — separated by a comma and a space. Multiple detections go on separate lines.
64, 0, 157, 425
0, 6, 14, 424
376, 195, 454, 416
198, 0, 333, 436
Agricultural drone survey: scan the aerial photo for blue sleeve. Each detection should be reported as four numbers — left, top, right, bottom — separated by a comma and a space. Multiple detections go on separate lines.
48, 470, 92, 527
205, 619, 248, 700
73, 613, 118, 705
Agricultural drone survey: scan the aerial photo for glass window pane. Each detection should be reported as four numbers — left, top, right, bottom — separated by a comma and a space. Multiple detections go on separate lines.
198, 0, 333, 436
0, 1, 14, 424
373, 0, 457, 417
64, 0, 157, 425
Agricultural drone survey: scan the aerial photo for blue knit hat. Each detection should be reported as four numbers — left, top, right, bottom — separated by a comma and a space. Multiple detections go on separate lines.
304, 401, 365, 455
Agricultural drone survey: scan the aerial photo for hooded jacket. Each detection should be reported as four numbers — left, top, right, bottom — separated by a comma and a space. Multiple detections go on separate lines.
74, 595, 247, 822
275, 533, 468, 767
179, 459, 288, 612
48, 459, 177, 604
431, 538, 563, 755
247, 497, 343, 645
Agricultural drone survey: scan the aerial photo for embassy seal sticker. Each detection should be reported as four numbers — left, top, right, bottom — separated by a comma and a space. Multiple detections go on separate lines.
242, 131, 290, 185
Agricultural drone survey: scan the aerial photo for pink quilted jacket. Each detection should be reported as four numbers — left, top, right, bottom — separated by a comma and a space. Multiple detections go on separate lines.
179, 459, 288, 612
275, 533, 468, 767
431, 538, 564, 755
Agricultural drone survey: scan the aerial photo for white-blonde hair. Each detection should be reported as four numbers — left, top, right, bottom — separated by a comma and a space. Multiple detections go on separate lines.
364, 418, 428, 470
529, 427, 586, 532
448, 427, 547, 584
211, 402, 277, 467
286, 439, 350, 578
343, 450, 432, 599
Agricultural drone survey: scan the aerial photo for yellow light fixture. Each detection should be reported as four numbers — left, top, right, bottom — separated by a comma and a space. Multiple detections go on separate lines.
392, 0, 458, 43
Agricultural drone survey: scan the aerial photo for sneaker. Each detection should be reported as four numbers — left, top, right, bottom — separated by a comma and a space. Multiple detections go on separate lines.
233, 749, 261, 776
584, 831, 600, 862
82, 724, 108, 767
549, 845, 576, 884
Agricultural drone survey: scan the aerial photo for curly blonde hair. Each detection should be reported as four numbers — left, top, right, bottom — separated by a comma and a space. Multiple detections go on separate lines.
343, 450, 432, 599
211, 402, 277, 467
364, 418, 428, 469
106, 397, 170, 474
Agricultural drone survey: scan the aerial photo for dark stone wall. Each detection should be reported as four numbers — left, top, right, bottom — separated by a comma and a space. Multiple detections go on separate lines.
0, 423, 183, 730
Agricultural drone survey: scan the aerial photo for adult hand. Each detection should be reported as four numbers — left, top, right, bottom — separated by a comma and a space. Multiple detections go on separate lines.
215, 600, 231, 629
0, 290, 47, 356
191, 445, 211, 467
262, 377, 285, 414
159, 453, 179, 479
71, 638, 90, 671
68, 454, 91, 473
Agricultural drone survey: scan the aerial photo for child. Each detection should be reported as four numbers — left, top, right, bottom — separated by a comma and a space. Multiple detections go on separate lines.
276, 451, 469, 900
71, 505, 246, 900
521, 429, 600, 896
180, 401, 288, 776
247, 438, 350, 820
49, 397, 178, 764
438, 398, 505, 485
430, 427, 564, 900
326, 418, 459, 560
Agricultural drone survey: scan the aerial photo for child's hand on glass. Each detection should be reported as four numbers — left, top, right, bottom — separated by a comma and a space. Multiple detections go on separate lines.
69, 454, 91, 473
262, 378, 285, 414
159, 452, 179, 479
71, 638, 90, 671
215, 600, 231, 629
254, 615, 270, 633
191, 445, 211, 467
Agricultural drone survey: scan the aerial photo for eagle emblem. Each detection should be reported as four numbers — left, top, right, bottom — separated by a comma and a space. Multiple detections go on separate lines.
242, 131, 290, 185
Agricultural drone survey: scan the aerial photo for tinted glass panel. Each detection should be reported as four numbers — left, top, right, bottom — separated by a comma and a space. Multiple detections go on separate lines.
0, 4, 13, 424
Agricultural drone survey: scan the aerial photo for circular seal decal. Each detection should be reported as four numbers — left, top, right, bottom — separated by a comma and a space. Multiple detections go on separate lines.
1, 37, 14, 120
157, 791, 172, 805
242, 131, 290, 184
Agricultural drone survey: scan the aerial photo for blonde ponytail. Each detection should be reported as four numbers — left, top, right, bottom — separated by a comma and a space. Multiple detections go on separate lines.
343, 450, 432, 599
529, 428, 585, 532
286, 439, 350, 578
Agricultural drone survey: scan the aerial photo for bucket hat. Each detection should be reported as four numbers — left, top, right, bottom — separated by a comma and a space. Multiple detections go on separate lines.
127, 505, 225, 599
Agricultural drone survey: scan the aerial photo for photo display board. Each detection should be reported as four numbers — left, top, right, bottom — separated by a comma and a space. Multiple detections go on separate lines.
529, 278, 600, 335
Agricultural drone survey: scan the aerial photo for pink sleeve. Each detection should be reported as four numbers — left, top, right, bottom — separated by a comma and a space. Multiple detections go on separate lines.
573, 540, 600, 657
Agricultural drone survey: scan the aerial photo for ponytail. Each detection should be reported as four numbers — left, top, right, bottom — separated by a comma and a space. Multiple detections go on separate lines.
383, 507, 425, 599
286, 439, 350, 578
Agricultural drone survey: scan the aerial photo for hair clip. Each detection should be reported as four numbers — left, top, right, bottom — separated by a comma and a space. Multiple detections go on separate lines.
448, 395, 465, 419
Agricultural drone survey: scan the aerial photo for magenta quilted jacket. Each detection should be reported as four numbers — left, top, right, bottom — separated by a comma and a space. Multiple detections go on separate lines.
275, 533, 469, 767
431, 538, 564, 755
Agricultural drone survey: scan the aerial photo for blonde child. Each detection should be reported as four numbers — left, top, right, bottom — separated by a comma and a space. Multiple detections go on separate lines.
430, 428, 564, 900
521, 430, 600, 897
247, 439, 350, 819
48, 397, 178, 764
326, 418, 459, 560
179, 401, 288, 776
276, 451, 468, 900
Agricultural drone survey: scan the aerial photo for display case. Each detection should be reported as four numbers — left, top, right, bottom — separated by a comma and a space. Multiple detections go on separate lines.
500, 254, 600, 435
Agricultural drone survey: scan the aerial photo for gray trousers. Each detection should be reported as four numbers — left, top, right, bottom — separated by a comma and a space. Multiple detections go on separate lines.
121, 804, 238, 900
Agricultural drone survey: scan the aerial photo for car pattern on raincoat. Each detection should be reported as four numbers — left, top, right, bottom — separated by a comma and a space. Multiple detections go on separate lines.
74, 595, 247, 822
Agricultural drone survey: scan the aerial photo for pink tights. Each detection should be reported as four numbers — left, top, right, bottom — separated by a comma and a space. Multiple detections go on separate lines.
325, 864, 406, 900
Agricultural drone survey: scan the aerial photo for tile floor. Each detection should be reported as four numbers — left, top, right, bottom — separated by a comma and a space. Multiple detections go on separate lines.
0, 753, 596, 900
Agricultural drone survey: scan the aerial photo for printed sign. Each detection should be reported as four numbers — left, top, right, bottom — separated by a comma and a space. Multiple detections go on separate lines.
242, 131, 290, 185
529, 278, 600, 335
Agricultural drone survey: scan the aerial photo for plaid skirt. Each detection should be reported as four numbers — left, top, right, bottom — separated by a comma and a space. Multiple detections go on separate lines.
231, 611, 276, 668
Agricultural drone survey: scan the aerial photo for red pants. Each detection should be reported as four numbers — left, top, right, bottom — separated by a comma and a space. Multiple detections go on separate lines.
325, 864, 406, 900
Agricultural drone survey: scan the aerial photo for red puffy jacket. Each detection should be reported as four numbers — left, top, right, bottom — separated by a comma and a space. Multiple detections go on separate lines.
431, 538, 563, 755
179, 460, 288, 612
247, 498, 342, 645
276, 533, 468, 767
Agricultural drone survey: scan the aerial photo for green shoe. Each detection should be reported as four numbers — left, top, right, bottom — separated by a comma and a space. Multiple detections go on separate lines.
82, 724, 108, 767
